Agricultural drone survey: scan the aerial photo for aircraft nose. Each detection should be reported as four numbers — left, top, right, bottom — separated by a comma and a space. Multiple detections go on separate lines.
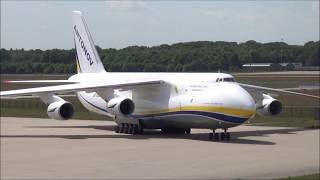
218, 83, 256, 111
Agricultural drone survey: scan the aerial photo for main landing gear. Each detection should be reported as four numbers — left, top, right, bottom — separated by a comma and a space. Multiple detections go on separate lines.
209, 129, 230, 141
161, 128, 191, 134
115, 123, 144, 135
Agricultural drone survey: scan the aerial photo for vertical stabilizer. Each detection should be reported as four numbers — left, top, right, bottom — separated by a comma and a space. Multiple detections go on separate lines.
72, 10, 106, 73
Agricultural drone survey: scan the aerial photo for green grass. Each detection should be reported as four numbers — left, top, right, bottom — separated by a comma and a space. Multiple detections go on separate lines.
275, 173, 320, 180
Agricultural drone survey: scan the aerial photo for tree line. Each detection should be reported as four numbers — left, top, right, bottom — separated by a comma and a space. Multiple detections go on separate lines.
0, 40, 319, 74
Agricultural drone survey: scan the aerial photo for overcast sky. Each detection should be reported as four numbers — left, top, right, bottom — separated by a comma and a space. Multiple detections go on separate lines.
1, 1, 319, 50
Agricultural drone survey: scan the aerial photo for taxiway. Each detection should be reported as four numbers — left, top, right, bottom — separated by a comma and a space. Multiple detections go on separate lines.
1, 117, 319, 179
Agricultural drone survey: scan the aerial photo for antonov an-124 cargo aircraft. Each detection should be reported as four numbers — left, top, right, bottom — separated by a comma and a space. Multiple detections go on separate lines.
1, 11, 318, 141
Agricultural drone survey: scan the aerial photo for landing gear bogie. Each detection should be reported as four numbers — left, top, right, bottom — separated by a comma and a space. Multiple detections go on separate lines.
115, 123, 144, 135
220, 132, 225, 141
161, 128, 191, 134
209, 133, 213, 141
115, 126, 119, 133
226, 132, 230, 141
214, 133, 219, 141
209, 129, 231, 142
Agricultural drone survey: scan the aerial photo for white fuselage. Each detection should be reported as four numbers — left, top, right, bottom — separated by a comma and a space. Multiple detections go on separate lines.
70, 72, 256, 129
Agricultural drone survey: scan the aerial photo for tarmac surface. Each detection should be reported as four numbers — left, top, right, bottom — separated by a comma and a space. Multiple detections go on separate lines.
1, 117, 319, 179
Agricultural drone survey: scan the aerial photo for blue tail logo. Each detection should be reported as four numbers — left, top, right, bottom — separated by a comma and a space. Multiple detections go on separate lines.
74, 25, 94, 66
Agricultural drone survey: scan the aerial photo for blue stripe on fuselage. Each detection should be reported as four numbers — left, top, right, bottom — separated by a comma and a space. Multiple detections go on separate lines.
132, 111, 249, 124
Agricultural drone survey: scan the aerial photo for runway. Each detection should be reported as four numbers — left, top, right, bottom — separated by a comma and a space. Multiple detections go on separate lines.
1, 117, 319, 179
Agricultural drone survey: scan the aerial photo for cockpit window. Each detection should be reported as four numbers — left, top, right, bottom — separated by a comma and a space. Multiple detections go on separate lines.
216, 77, 235, 83
223, 78, 235, 82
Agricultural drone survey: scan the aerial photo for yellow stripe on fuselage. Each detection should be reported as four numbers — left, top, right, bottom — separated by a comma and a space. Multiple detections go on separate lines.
76, 60, 80, 73
137, 106, 256, 118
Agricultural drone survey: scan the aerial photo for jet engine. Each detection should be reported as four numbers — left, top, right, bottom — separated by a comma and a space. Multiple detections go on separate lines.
257, 94, 282, 116
47, 101, 74, 120
107, 97, 135, 116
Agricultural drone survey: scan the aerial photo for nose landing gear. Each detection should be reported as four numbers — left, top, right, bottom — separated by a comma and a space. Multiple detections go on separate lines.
209, 129, 230, 141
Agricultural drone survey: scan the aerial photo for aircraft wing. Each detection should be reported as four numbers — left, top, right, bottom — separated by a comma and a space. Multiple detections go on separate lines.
0, 79, 164, 97
279, 85, 320, 91
3, 80, 79, 85
0, 94, 76, 100
239, 83, 320, 99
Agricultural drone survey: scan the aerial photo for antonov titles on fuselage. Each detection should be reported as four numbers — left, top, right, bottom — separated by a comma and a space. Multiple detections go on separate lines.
1, 11, 318, 141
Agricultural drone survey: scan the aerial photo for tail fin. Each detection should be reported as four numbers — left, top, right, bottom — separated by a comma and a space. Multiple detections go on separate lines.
72, 10, 106, 73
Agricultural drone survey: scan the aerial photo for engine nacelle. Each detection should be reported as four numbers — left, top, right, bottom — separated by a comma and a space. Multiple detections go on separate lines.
47, 101, 74, 120
257, 94, 282, 116
107, 97, 135, 116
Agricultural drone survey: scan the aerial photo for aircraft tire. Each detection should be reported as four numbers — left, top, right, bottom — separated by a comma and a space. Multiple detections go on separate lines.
115, 126, 119, 133
119, 124, 124, 133
220, 132, 225, 141
127, 125, 132, 134
209, 133, 213, 141
124, 124, 129, 134
129, 125, 134, 134
185, 128, 191, 134
133, 125, 138, 134
138, 126, 144, 135
226, 132, 230, 141
161, 128, 168, 133
214, 133, 219, 141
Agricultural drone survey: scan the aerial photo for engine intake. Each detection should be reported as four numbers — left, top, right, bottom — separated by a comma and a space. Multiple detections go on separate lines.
47, 101, 74, 120
108, 97, 135, 116
257, 94, 282, 116
268, 100, 282, 115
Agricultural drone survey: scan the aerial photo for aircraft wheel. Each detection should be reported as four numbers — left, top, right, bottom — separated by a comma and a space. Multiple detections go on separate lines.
185, 128, 191, 135
226, 132, 230, 141
119, 124, 124, 133
214, 133, 219, 141
133, 125, 138, 134
209, 133, 213, 141
124, 124, 129, 134
115, 126, 119, 133
161, 128, 167, 133
138, 126, 144, 134
127, 125, 132, 134
220, 132, 225, 141
130, 125, 135, 134
126, 124, 131, 134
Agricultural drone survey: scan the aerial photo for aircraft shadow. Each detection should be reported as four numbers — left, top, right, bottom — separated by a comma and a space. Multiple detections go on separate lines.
1, 125, 315, 145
